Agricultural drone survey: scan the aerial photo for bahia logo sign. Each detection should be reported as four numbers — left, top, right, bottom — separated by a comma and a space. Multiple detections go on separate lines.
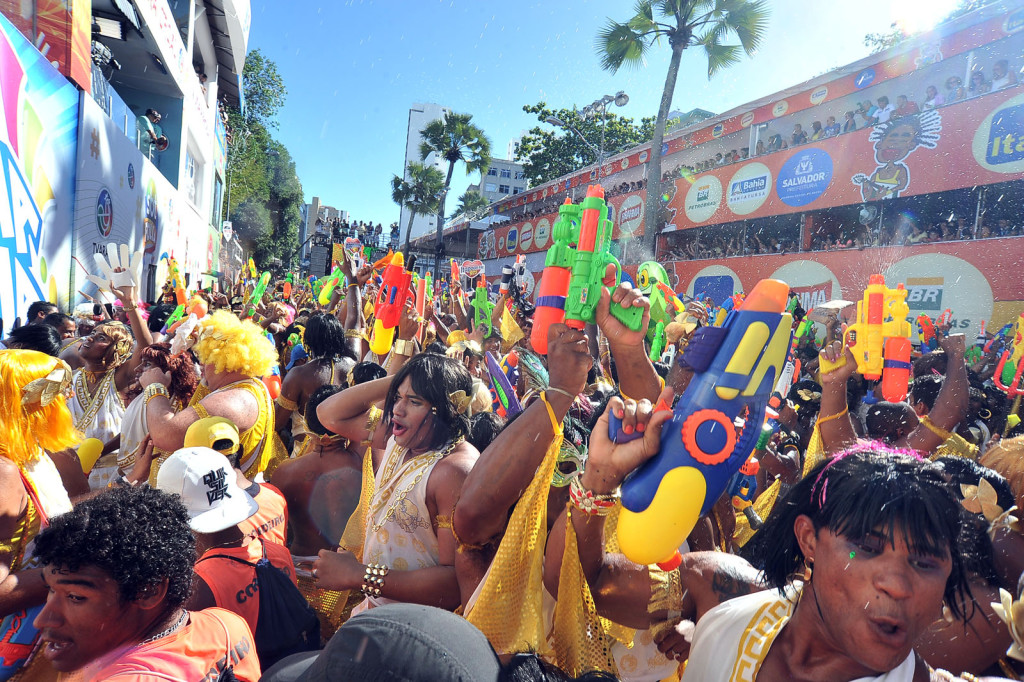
726, 163, 772, 216
776, 149, 833, 207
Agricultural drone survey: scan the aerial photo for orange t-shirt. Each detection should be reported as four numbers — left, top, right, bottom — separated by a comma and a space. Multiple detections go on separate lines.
237, 482, 288, 545
82, 608, 260, 681
194, 539, 297, 636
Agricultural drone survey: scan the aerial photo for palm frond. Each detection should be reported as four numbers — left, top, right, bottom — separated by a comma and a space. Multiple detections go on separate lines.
723, 0, 770, 55
596, 20, 651, 72
702, 38, 743, 78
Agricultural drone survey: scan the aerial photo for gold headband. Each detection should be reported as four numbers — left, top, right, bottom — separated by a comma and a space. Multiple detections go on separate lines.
22, 359, 74, 407
448, 390, 472, 417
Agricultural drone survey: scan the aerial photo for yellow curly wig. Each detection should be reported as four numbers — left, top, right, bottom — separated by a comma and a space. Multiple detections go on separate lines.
0, 350, 81, 466
193, 310, 279, 377
980, 436, 1024, 513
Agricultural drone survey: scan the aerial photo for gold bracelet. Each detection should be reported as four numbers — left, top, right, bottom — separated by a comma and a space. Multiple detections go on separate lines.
345, 329, 365, 339
360, 563, 390, 598
143, 383, 170, 408
122, 302, 137, 312
568, 475, 619, 516
545, 386, 575, 401
393, 338, 417, 356
816, 406, 849, 425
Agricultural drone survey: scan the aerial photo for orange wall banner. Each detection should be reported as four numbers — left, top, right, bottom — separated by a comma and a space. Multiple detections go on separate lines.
662, 87, 1024, 232
668, 238, 1024, 342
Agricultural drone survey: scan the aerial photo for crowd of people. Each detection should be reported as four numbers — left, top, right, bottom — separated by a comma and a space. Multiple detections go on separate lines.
1, 248, 1023, 682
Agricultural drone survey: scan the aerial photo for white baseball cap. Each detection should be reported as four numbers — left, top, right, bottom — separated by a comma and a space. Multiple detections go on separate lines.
156, 446, 258, 533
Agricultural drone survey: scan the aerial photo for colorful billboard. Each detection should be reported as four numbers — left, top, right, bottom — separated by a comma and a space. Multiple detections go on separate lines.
0, 12, 79, 325
670, 238, 1023, 341
0, 0, 91, 92
663, 87, 1024, 231
76, 94, 205, 301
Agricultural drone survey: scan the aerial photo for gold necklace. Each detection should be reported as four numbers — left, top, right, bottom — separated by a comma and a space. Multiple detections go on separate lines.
370, 438, 463, 533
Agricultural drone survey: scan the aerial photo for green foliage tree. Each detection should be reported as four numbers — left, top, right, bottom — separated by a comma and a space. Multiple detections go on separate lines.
223, 50, 301, 269
391, 161, 445, 257
514, 102, 656, 186
418, 112, 491, 277
450, 190, 490, 221
597, 0, 769, 254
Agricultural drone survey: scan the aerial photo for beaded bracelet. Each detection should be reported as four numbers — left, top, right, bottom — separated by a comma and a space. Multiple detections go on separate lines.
569, 475, 619, 516
360, 563, 390, 598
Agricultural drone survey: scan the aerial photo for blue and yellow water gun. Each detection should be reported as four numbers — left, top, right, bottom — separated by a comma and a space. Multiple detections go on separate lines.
610, 279, 792, 569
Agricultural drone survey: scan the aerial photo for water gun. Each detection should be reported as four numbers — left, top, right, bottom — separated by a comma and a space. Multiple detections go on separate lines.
246, 272, 272, 318
636, 261, 670, 296
994, 312, 1024, 397
531, 186, 643, 354
648, 282, 687, 361
318, 266, 345, 306
966, 320, 987, 363
165, 295, 209, 335
819, 275, 912, 403
425, 273, 434, 303
247, 258, 258, 280
486, 351, 522, 418
473, 276, 495, 335
728, 456, 762, 530
369, 252, 413, 355
609, 279, 792, 569
283, 274, 293, 300
262, 365, 282, 400
415, 275, 427, 342
917, 315, 939, 352
985, 322, 1013, 355
160, 258, 191, 333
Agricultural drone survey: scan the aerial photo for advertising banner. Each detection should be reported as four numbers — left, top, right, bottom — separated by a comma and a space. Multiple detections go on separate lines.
0, 13, 79, 324
663, 87, 1024, 231
671, 238, 1024, 341
0, 0, 91, 92
76, 94, 205, 301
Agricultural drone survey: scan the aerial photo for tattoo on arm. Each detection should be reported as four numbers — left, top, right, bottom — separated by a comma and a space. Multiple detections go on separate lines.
711, 566, 756, 603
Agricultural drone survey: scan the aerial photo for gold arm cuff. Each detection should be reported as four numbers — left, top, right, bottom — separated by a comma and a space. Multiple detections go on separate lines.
276, 394, 300, 411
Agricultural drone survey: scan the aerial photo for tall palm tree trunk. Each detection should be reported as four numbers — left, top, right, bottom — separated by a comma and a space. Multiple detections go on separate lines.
434, 161, 457, 279
642, 41, 685, 260
402, 209, 417, 259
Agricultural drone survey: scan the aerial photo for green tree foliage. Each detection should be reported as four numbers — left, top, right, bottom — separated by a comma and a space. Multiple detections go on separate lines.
864, 0, 987, 53
418, 112, 491, 277
451, 190, 490, 221
514, 102, 656, 187
392, 161, 445, 257
597, 0, 769, 254
223, 50, 301, 269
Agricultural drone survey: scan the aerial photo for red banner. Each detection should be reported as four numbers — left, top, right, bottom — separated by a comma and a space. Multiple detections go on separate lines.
663, 86, 1024, 231
667, 238, 1024, 342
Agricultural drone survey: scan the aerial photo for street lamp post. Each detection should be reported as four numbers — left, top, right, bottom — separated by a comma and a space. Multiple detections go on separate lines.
545, 91, 629, 181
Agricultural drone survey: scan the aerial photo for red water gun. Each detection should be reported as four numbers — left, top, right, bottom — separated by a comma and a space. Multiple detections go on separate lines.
369, 252, 413, 355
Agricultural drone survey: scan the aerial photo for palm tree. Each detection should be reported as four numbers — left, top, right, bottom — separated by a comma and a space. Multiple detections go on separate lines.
419, 112, 491, 277
450, 190, 490, 222
391, 161, 445, 258
597, 0, 769, 255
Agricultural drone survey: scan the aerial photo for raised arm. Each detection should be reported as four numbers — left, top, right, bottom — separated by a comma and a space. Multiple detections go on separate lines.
817, 341, 859, 454
452, 324, 591, 548
902, 333, 969, 453
596, 270, 660, 403
111, 277, 153, 391
316, 375, 392, 452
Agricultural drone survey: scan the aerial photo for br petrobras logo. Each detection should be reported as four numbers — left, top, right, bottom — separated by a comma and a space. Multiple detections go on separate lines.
683, 175, 722, 223
776, 149, 833, 207
1005, 6, 1024, 33
727, 163, 772, 216
973, 92, 1024, 174
855, 68, 876, 89
96, 188, 114, 237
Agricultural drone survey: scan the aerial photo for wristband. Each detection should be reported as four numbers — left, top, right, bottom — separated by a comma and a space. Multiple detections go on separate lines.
143, 383, 171, 408
360, 563, 390, 598
569, 475, 619, 516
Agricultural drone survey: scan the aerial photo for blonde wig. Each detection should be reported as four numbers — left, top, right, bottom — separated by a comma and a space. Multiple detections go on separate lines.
0, 350, 81, 466
980, 436, 1024, 513
193, 311, 278, 378
94, 321, 134, 368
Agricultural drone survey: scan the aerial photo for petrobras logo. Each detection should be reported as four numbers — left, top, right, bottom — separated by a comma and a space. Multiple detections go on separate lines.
772, 100, 789, 117
618, 194, 643, 235
712, 123, 725, 138
96, 188, 114, 237
506, 227, 518, 252
905, 277, 944, 311
520, 223, 534, 251
639, 150, 649, 163
776, 149, 833, 207
683, 175, 722, 224
726, 163, 772, 216
809, 86, 829, 105
534, 219, 551, 249
741, 111, 755, 128
973, 92, 1024, 173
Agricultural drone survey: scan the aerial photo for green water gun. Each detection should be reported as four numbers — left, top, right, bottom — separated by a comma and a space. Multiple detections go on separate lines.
473, 276, 494, 335
317, 266, 345, 306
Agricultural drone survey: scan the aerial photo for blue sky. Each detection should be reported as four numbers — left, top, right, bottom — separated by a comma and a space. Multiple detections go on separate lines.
248, 0, 958, 228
